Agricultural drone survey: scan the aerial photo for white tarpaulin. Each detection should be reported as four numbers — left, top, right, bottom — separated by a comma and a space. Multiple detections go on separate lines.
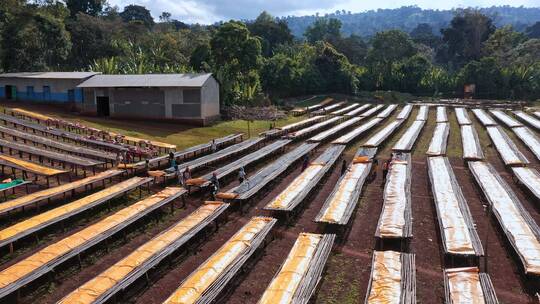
486, 126, 528, 166
393, 120, 425, 152
376, 159, 410, 238
360, 105, 385, 117
426, 123, 449, 156
436, 106, 448, 123
461, 125, 484, 160
396, 105, 413, 120
469, 162, 540, 275
512, 167, 540, 201
514, 111, 540, 131
512, 126, 540, 161
416, 105, 429, 121
455, 108, 471, 125
363, 120, 404, 147
345, 104, 372, 116
308, 117, 362, 142
490, 109, 522, 128
472, 109, 497, 126
332, 117, 383, 145
376, 104, 398, 119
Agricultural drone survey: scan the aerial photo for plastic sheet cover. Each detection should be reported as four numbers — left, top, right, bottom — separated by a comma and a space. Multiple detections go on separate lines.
426, 123, 449, 156
470, 109, 495, 127
290, 116, 341, 138
266, 164, 324, 209
490, 110, 522, 128
280, 116, 325, 131
512, 167, 540, 200
469, 162, 540, 275
436, 106, 448, 123
0, 169, 123, 215
318, 163, 370, 223
416, 105, 429, 121
367, 251, 402, 303
513, 127, 540, 160
455, 108, 471, 125
486, 126, 528, 166
377, 160, 408, 238
393, 121, 425, 151
11, 108, 53, 121
332, 118, 382, 145
461, 125, 483, 160
396, 105, 413, 120
258, 233, 322, 304
346, 104, 371, 116
0, 188, 185, 290
59, 201, 227, 303
514, 111, 540, 131
446, 267, 486, 303
0, 154, 67, 176
376, 105, 398, 119
428, 157, 475, 255
360, 105, 384, 117
164, 217, 275, 304
0, 177, 149, 243
364, 121, 402, 147
331, 103, 360, 115
309, 117, 362, 142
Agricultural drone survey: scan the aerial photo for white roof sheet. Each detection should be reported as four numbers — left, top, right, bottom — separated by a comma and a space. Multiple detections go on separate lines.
77, 73, 213, 88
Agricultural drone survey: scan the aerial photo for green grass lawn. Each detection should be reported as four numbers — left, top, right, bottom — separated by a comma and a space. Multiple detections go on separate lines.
0, 104, 305, 150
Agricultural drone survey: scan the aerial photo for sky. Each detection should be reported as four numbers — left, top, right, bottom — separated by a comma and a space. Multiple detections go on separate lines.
107, 0, 540, 24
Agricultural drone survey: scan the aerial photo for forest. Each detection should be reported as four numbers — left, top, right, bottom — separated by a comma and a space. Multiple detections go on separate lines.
0, 0, 539, 105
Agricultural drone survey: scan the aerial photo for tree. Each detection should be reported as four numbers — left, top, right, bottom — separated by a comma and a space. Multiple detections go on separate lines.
120, 5, 154, 29
410, 23, 440, 48
314, 42, 358, 94
329, 34, 367, 65
2, 11, 71, 71
482, 26, 526, 66
440, 9, 495, 69
304, 18, 342, 43
65, 0, 105, 17
248, 11, 293, 57
458, 57, 504, 99
526, 21, 540, 39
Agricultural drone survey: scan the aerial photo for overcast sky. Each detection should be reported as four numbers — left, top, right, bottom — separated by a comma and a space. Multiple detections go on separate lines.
107, 0, 540, 24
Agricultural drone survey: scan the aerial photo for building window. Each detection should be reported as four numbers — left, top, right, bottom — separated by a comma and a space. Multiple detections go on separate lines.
43, 86, 51, 100
183, 89, 201, 104
27, 86, 34, 98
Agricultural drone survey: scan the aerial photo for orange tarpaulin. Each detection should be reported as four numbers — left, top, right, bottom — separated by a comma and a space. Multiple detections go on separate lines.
446, 267, 485, 303
367, 251, 402, 303
11, 108, 54, 122
59, 201, 227, 304
0, 154, 67, 176
164, 217, 275, 304
0, 187, 185, 291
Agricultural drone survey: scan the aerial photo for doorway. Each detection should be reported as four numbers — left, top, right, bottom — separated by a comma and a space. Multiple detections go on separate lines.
96, 96, 110, 116
5, 85, 14, 99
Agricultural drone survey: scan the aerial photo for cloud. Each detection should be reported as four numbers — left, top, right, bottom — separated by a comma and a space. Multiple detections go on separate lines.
107, 0, 540, 24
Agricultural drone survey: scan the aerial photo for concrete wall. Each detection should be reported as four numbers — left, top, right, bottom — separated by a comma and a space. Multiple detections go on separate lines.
0, 78, 85, 103
201, 77, 220, 118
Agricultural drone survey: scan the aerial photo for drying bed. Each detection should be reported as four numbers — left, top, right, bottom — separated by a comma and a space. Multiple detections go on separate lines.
415, 105, 429, 121
468, 161, 540, 276
0, 154, 67, 177
396, 105, 413, 120
264, 145, 345, 212
511, 167, 540, 201
472, 109, 497, 126
455, 108, 472, 125
392, 120, 426, 152
221, 143, 319, 201
308, 117, 362, 142
365, 250, 416, 304
0, 177, 153, 249
514, 111, 540, 131
162, 217, 277, 304
0, 169, 124, 216
436, 106, 447, 123
460, 125, 484, 161
427, 157, 483, 257
444, 267, 498, 304
426, 123, 449, 156
315, 148, 373, 225
331, 103, 360, 115
58, 201, 229, 304
376, 104, 398, 119
257, 233, 335, 304
489, 110, 523, 128
332, 117, 383, 145
375, 154, 412, 239
312, 102, 347, 115
345, 104, 372, 116
512, 126, 540, 161
360, 105, 385, 118
0, 187, 186, 299
287, 116, 342, 140
486, 126, 529, 166
363, 120, 406, 148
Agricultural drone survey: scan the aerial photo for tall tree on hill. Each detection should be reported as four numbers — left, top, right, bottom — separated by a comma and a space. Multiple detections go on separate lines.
120, 5, 154, 29
65, 0, 105, 17
304, 18, 342, 43
526, 21, 540, 39
440, 9, 495, 69
482, 25, 526, 66
248, 11, 293, 57
410, 23, 440, 48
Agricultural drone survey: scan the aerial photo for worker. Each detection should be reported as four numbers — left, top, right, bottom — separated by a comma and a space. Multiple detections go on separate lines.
340, 159, 348, 175
238, 167, 247, 183
370, 159, 379, 182
182, 166, 191, 182
211, 139, 217, 153
301, 154, 310, 172
209, 172, 220, 200
382, 159, 390, 186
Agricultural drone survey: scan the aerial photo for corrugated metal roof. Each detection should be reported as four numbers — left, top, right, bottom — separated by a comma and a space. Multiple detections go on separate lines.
0, 72, 100, 79
77, 73, 213, 88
